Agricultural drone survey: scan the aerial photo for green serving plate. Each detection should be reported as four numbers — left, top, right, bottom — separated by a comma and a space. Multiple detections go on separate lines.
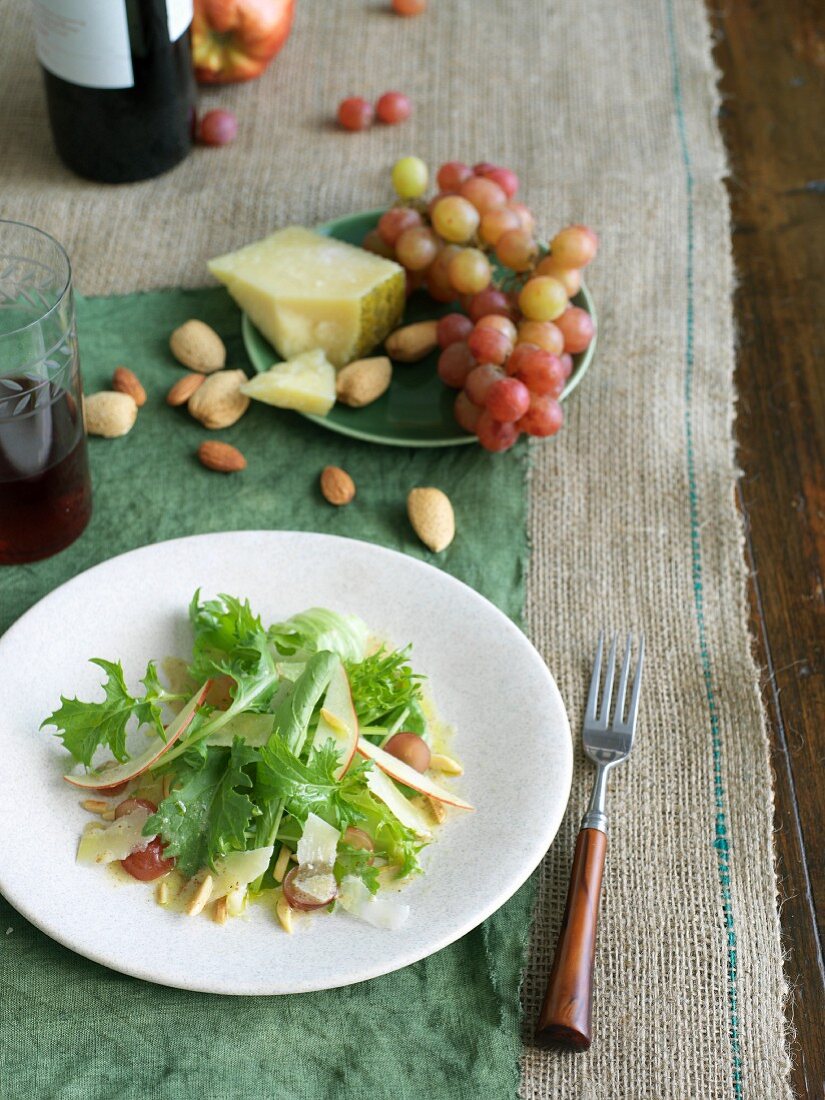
241, 209, 597, 448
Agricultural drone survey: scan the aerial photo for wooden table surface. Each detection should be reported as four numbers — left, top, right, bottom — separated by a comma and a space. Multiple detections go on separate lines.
709, 1, 825, 1095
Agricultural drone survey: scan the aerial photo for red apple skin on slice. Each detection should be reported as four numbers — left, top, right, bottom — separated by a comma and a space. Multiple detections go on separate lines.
356, 737, 474, 810
313, 660, 359, 780
63, 681, 212, 792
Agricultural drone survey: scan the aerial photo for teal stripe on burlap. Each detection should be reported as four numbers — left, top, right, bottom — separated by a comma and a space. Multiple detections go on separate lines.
663, 3, 743, 1095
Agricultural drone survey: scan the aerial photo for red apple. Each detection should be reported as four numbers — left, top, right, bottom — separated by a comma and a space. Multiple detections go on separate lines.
63, 681, 211, 791
192, 0, 296, 85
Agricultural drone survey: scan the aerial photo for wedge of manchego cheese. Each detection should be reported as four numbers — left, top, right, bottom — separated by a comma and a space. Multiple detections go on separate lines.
240, 349, 337, 416
208, 227, 406, 369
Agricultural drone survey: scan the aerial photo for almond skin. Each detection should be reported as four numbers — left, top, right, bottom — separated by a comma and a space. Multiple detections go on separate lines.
188, 369, 250, 429
320, 466, 356, 505
167, 372, 205, 407
197, 441, 247, 473
112, 366, 146, 407
336, 356, 392, 407
385, 321, 439, 362
407, 487, 455, 552
84, 391, 138, 438
170, 320, 226, 374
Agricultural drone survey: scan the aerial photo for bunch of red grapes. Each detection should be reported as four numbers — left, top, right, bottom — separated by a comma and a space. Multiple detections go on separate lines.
364, 157, 598, 452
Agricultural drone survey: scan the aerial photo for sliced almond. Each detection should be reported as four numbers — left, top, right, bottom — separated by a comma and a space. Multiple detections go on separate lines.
427, 795, 447, 824
185, 873, 213, 916
429, 752, 463, 775
155, 880, 170, 906
273, 844, 292, 884
81, 799, 110, 815
213, 896, 228, 925
276, 893, 294, 934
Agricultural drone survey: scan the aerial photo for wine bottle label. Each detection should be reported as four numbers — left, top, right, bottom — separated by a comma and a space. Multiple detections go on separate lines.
33, 0, 193, 90
166, 0, 193, 43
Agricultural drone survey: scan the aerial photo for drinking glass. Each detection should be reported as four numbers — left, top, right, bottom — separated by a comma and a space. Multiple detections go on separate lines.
0, 220, 92, 564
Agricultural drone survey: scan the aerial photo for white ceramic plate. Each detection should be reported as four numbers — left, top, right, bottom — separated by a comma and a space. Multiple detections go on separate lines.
0, 532, 572, 995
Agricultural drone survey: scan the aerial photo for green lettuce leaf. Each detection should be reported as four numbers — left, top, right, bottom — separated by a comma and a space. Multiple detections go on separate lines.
257, 738, 371, 830
145, 738, 259, 876
268, 608, 368, 664
345, 645, 424, 728
41, 658, 181, 767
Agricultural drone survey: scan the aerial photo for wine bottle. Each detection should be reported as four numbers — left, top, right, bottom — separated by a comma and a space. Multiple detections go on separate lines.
34, 0, 196, 184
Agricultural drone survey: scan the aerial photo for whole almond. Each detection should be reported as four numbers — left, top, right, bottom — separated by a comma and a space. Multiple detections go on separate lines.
198, 441, 247, 473
170, 319, 226, 374
83, 391, 138, 438
336, 356, 392, 408
407, 487, 455, 553
167, 372, 205, 407
188, 369, 250, 429
385, 320, 439, 362
112, 365, 146, 406
320, 466, 356, 506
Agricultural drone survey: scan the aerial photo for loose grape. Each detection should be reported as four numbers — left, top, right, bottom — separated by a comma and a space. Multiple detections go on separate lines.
385, 731, 431, 771
376, 91, 412, 124
560, 352, 574, 379
465, 363, 505, 406
454, 390, 482, 432
516, 320, 564, 355
549, 225, 599, 268
437, 342, 476, 388
475, 314, 518, 344
337, 97, 373, 131
426, 245, 462, 302
378, 206, 423, 246
518, 276, 568, 322
431, 196, 480, 243
480, 166, 519, 199
535, 255, 582, 296
459, 176, 507, 214
437, 161, 473, 191
392, 156, 429, 199
437, 313, 474, 349
506, 202, 536, 234
476, 411, 520, 453
555, 306, 595, 353
448, 248, 492, 294
509, 346, 565, 397
362, 229, 396, 259
199, 109, 238, 146
517, 394, 564, 437
396, 226, 440, 271
468, 287, 514, 323
479, 206, 521, 246
392, 0, 426, 13
486, 377, 530, 422
495, 229, 538, 272
468, 324, 512, 365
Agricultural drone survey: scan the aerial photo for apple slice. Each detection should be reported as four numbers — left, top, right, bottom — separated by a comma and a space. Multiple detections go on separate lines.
366, 766, 432, 839
312, 659, 358, 779
63, 681, 211, 792
357, 736, 474, 810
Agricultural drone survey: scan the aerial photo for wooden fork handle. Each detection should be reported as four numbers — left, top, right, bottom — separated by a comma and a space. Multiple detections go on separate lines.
536, 827, 607, 1050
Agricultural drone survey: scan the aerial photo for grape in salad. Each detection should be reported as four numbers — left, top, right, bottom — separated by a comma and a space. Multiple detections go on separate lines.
41, 594, 472, 932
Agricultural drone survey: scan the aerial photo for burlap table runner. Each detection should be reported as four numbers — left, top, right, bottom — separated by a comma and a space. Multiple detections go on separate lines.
1, 1, 792, 1096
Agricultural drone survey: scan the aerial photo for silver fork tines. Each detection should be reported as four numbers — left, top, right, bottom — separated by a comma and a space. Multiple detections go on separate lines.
581, 633, 644, 832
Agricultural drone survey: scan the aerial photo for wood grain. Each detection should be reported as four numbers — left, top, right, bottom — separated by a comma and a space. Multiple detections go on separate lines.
708, 0, 825, 1094
536, 828, 608, 1050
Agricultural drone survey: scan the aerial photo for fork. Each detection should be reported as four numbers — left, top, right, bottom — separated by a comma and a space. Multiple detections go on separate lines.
536, 632, 645, 1050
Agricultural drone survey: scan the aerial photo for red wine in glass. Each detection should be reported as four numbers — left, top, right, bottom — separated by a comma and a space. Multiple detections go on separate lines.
0, 221, 92, 565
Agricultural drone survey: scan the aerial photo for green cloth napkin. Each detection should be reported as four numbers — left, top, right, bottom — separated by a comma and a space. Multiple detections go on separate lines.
0, 289, 534, 1100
